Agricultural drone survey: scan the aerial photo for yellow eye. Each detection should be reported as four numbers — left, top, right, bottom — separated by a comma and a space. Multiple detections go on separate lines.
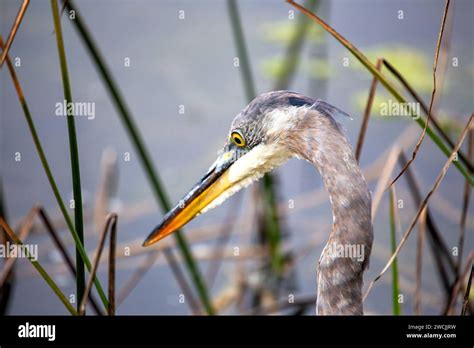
231, 131, 246, 147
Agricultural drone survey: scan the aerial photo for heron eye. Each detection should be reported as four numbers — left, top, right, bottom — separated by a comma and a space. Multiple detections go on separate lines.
231, 131, 246, 147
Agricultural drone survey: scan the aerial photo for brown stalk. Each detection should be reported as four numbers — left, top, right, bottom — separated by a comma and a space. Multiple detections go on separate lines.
355, 58, 382, 162
430, 0, 454, 112
414, 206, 427, 315
381, 59, 473, 173
37, 207, 103, 315
0, 0, 29, 68
457, 130, 473, 274
364, 113, 474, 301
286, 0, 368, 63
108, 216, 116, 315
90, 146, 200, 313
46, 244, 270, 274
287, 0, 472, 184
443, 252, 473, 315
371, 146, 401, 220
0, 206, 36, 286
389, 0, 451, 187
461, 262, 473, 315
0, 206, 103, 314
0, 217, 78, 315
93, 148, 118, 233
398, 150, 456, 295
79, 213, 117, 315
0, 183, 13, 314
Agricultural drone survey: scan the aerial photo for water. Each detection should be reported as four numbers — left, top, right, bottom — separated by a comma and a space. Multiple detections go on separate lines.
1, 0, 473, 315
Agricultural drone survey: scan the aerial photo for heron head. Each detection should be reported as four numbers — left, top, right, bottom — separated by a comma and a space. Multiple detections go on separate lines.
143, 90, 321, 246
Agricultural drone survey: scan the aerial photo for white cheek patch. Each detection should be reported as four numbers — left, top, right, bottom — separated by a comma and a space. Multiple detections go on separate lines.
228, 143, 291, 183
201, 143, 292, 214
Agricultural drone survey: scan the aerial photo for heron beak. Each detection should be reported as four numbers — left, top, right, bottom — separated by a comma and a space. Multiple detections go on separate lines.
142, 150, 236, 247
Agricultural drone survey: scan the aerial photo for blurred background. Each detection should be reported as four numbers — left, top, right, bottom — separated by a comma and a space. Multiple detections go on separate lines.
1, 0, 473, 315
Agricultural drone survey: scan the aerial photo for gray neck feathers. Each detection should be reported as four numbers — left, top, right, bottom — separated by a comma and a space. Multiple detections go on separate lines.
283, 107, 373, 315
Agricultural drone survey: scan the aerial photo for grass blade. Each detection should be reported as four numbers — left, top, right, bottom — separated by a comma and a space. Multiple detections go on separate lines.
0, 177, 14, 314
0, 34, 109, 309
415, 205, 427, 315
37, 207, 104, 315
381, 59, 473, 172
50, 0, 85, 312
399, 150, 457, 294
287, 0, 473, 186
227, 0, 256, 100
79, 214, 117, 315
391, 0, 451, 187
364, 114, 474, 300
461, 263, 473, 315
457, 130, 473, 273
63, 0, 214, 315
388, 187, 401, 315
274, 0, 318, 91
355, 58, 382, 162
227, 0, 284, 274
0, 207, 35, 288
0, 217, 78, 315
371, 145, 401, 219
0, 0, 29, 68
444, 252, 473, 314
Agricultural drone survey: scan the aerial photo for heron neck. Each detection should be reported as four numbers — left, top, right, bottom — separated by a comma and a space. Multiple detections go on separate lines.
289, 112, 373, 315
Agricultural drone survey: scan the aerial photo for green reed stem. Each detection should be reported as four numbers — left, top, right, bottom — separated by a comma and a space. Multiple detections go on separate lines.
288, 0, 473, 186
64, 0, 214, 315
0, 33, 109, 310
389, 189, 401, 315
227, 0, 256, 101
51, 0, 85, 311
0, 218, 78, 315
227, 0, 284, 274
274, 0, 319, 90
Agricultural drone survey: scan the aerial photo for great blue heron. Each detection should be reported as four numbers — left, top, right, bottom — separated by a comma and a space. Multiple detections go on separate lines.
143, 91, 373, 315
